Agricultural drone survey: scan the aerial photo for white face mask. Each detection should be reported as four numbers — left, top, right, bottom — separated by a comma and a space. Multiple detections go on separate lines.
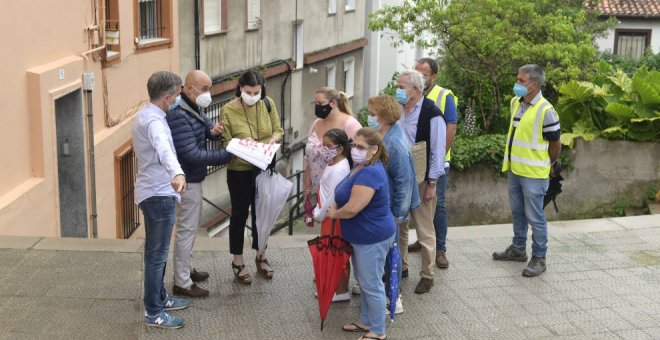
241, 91, 261, 106
196, 91, 212, 108
351, 148, 368, 164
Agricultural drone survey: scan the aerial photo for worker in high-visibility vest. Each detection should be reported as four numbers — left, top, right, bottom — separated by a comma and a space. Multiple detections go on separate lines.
493, 64, 562, 277
408, 58, 457, 271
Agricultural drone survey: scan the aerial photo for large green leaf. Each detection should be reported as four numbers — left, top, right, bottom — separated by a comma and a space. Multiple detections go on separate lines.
632, 101, 656, 118
558, 81, 594, 102
628, 117, 660, 141
607, 69, 632, 94
605, 102, 635, 121
601, 126, 627, 139
580, 81, 609, 97
631, 75, 660, 105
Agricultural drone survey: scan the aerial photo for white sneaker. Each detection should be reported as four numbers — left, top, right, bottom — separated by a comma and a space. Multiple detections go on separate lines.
332, 292, 350, 302
313, 291, 351, 302
351, 282, 361, 295
386, 296, 404, 315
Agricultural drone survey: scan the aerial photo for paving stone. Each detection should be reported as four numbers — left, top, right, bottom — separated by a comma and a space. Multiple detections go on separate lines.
0, 216, 659, 339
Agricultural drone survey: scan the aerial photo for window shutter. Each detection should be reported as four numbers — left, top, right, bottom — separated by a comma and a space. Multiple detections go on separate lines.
204, 0, 221, 34
328, 0, 337, 14
247, 0, 260, 29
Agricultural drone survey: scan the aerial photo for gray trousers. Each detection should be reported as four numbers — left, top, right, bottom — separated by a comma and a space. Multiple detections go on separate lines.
173, 182, 203, 288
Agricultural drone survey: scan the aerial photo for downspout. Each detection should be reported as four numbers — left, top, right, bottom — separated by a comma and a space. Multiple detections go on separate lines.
194, 0, 201, 70
84, 88, 98, 238
80, 4, 105, 238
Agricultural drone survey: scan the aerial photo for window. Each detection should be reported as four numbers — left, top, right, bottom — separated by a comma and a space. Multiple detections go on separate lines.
203, 0, 227, 35
345, 0, 355, 11
134, 0, 172, 49
246, 0, 260, 30
328, 0, 337, 15
114, 141, 140, 239
614, 29, 651, 61
343, 57, 355, 97
293, 20, 304, 70
105, 0, 120, 61
326, 63, 336, 88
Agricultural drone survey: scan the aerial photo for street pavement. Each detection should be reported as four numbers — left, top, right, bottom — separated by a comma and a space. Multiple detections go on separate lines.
0, 215, 659, 339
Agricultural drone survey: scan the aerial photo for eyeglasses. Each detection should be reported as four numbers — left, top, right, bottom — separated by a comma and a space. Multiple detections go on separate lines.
323, 144, 339, 149
350, 143, 373, 151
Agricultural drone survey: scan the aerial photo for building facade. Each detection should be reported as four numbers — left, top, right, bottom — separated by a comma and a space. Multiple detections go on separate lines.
177, 0, 368, 228
0, 0, 181, 238
364, 0, 425, 97
594, 0, 660, 59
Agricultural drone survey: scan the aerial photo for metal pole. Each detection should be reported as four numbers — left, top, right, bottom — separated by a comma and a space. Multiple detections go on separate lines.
85, 90, 98, 238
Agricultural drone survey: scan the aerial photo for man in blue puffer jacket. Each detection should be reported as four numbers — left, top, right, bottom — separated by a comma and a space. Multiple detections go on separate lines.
167, 70, 231, 298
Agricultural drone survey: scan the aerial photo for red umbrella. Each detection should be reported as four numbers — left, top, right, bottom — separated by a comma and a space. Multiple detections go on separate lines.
307, 219, 353, 331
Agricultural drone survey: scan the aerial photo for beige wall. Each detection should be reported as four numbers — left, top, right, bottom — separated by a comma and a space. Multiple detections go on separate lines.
0, 0, 180, 238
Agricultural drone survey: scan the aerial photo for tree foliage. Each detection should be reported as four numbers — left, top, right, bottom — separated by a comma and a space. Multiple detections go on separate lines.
369, 0, 614, 134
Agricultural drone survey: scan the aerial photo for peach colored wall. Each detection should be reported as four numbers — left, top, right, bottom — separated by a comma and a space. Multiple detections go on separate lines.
0, 0, 179, 238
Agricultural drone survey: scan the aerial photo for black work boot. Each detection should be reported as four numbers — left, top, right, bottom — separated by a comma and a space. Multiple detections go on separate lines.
492, 244, 528, 262
522, 256, 546, 277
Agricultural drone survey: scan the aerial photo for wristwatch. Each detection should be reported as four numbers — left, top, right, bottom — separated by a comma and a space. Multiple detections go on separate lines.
427, 180, 437, 188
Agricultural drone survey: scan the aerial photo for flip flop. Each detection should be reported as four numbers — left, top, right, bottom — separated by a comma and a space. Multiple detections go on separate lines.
359, 335, 386, 340
342, 322, 369, 333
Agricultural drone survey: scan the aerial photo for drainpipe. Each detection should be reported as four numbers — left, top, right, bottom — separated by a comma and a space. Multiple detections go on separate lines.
84, 88, 99, 239
80, 44, 104, 239
194, 0, 201, 70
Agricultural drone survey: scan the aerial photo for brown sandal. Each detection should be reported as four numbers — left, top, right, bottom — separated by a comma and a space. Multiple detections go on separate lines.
231, 262, 252, 285
255, 256, 274, 279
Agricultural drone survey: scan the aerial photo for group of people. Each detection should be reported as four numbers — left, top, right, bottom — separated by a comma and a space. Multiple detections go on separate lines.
133, 59, 561, 340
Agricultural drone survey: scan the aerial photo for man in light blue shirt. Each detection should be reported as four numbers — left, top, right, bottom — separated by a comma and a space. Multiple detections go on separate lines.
395, 69, 446, 294
133, 71, 188, 329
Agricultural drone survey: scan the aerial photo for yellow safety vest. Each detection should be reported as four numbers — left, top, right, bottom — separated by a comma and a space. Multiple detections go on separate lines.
502, 96, 553, 179
426, 85, 457, 163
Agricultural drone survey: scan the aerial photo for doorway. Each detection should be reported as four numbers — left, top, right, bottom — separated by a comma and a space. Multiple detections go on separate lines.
54, 89, 88, 237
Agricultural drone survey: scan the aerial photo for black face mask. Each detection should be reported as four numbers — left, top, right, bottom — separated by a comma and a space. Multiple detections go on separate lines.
314, 103, 332, 119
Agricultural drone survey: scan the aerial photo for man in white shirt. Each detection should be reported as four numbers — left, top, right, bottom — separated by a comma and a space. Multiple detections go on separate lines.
133, 71, 188, 329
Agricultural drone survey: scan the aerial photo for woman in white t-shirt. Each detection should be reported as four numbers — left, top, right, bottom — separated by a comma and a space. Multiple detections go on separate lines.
314, 128, 353, 302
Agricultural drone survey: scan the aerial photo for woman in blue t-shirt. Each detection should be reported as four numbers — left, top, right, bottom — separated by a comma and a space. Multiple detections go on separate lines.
327, 127, 395, 340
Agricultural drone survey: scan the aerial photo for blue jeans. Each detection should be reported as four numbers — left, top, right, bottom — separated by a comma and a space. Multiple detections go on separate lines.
508, 171, 549, 257
433, 167, 449, 252
139, 196, 176, 316
352, 234, 395, 335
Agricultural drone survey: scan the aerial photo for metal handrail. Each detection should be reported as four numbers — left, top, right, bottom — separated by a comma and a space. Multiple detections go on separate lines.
202, 169, 307, 236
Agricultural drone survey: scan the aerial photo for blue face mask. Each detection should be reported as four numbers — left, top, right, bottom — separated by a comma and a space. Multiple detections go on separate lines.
396, 88, 409, 105
168, 95, 181, 111
367, 115, 380, 130
513, 83, 528, 97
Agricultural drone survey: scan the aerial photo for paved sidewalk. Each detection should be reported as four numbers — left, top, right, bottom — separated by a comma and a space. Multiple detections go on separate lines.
0, 215, 659, 339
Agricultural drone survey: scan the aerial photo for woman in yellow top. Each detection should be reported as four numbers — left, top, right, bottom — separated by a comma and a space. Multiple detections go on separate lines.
220, 70, 283, 285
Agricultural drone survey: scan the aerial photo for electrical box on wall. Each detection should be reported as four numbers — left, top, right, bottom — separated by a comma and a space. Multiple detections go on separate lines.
82, 72, 95, 91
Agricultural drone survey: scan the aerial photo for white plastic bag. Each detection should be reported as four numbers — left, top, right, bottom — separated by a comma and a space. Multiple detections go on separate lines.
255, 170, 293, 251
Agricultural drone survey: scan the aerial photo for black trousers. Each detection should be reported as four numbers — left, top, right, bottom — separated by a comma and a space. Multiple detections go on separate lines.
227, 169, 260, 255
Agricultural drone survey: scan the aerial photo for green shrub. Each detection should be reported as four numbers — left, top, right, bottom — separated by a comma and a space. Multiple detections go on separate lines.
557, 63, 660, 146
451, 134, 506, 172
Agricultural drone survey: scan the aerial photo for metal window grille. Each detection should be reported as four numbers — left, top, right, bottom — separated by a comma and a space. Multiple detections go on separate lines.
116, 146, 140, 239
138, 0, 164, 40
206, 98, 232, 175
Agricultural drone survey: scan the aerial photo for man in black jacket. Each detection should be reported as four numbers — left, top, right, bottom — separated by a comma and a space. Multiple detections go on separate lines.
167, 70, 231, 298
